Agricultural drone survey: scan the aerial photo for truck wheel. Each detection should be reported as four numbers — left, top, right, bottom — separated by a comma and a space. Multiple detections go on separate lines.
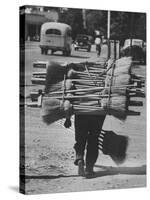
87, 46, 91, 52
66, 50, 71, 56
43, 49, 46, 54
41, 48, 44, 54
63, 50, 67, 56
44, 49, 48, 55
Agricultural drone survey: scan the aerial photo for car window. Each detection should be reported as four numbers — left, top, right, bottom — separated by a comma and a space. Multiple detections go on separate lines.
77, 35, 88, 41
45, 29, 61, 35
124, 39, 143, 47
132, 40, 142, 46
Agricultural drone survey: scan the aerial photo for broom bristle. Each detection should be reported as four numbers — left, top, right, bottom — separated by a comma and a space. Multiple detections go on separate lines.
101, 96, 127, 120
106, 57, 132, 76
48, 81, 63, 93
45, 61, 67, 93
46, 79, 74, 94
105, 74, 130, 88
42, 98, 63, 124
41, 98, 72, 125
115, 57, 132, 67
67, 62, 85, 72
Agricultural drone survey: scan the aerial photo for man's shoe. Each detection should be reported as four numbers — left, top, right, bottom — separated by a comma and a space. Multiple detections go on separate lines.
85, 167, 95, 178
78, 160, 85, 176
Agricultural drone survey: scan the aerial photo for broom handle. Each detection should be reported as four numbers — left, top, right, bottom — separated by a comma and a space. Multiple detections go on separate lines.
77, 71, 106, 76
75, 71, 98, 76
86, 70, 105, 73
68, 61, 106, 66
73, 70, 106, 77
74, 104, 102, 108
75, 84, 104, 89
75, 83, 104, 87
70, 79, 104, 82
50, 86, 104, 94
84, 64, 97, 87
74, 106, 103, 111
74, 101, 101, 106
44, 94, 112, 100
75, 75, 105, 80
50, 84, 136, 95
62, 74, 66, 102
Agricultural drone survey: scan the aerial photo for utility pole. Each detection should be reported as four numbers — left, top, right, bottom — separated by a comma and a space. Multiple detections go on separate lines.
107, 10, 110, 39
107, 10, 111, 59
82, 9, 86, 31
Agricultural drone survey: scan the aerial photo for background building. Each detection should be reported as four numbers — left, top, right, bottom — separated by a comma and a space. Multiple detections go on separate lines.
24, 6, 59, 40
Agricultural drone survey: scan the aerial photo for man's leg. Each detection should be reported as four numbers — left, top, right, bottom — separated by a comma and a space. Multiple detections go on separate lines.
85, 115, 106, 176
74, 115, 88, 175
99, 45, 101, 56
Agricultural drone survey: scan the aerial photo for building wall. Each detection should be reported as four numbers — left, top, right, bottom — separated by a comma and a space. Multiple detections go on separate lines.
25, 9, 59, 41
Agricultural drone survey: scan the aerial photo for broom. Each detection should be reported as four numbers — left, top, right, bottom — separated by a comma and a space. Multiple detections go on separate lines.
42, 98, 72, 125
98, 130, 129, 165
42, 76, 74, 125
44, 61, 67, 93
99, 70, 126, 119
101, 95, 128, 120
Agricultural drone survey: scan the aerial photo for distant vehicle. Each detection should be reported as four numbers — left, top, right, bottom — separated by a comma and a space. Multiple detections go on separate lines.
120, 39, 146, 64
74, 34, 93, 52
122, 39, 144, 49
40, 22, 72, 56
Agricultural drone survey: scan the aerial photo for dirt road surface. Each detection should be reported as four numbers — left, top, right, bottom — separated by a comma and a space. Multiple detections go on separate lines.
21, 42, 146, 194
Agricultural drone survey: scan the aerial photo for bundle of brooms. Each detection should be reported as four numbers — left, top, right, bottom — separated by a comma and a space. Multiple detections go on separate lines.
41, 57, 144, 164
42, 57, 144, 124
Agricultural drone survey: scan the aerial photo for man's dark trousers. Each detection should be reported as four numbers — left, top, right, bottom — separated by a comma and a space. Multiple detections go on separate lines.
74, 115, 106, 168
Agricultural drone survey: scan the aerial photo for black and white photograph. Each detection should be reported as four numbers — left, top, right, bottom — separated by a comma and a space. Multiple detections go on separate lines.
20, 4, 146, 195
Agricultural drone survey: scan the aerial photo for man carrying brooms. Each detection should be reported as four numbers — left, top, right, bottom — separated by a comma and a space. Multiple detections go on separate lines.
42, 59, 134, 178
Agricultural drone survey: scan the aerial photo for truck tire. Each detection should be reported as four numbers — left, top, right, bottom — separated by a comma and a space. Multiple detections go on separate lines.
66, 50, 71, 56
44, 49, 48, 55
87, 46, 91, 52
41, 48, 44, 54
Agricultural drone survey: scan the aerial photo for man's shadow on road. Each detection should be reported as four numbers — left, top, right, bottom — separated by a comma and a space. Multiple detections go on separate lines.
23, 164, 146, 180
93, 164, 146, 178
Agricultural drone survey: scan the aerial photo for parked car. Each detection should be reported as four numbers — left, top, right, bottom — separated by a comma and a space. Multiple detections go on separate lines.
74, 34, 93, 52
120, 39, 146, 63
40, 22, 72, 56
